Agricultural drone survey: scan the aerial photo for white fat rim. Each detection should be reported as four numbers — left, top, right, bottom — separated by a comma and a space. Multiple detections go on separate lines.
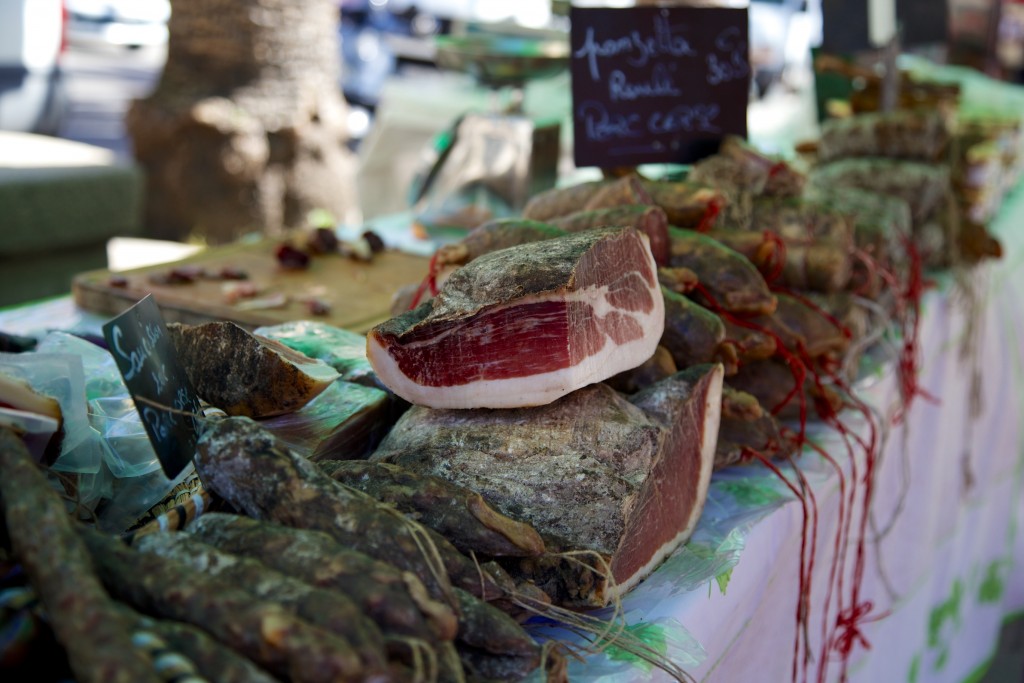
368, 326, 660, 408
368, 252, 665, 409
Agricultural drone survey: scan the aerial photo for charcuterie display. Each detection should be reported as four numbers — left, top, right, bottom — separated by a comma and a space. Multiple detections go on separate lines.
0, 71, 1014, 683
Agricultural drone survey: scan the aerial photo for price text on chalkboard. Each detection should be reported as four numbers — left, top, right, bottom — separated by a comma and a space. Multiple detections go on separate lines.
102, 295, 203, 478
570, 5, 749, 168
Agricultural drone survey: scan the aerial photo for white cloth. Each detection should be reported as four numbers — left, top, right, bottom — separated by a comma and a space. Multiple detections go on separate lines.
544, 185, 1024, 683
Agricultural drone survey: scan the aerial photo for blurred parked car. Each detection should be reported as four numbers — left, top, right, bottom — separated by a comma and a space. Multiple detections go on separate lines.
0, 0, 68, 134
339, 0, 554, 110
66, 0, 170, 49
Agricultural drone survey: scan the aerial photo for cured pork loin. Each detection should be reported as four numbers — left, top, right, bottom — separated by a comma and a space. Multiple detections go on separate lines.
372, 365, 723, 606
168, 321, 339, 418
521, 180, 608, 221
436, 219, 567, 267
368, 228, 665, 409
550, 204, 671, 267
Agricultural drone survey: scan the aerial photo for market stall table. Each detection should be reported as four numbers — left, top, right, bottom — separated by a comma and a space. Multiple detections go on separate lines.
2, 186, 1022, 682
2, 66, 1024, 683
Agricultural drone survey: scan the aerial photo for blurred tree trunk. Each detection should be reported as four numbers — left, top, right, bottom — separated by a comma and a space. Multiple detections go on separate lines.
127, 0, 357, 244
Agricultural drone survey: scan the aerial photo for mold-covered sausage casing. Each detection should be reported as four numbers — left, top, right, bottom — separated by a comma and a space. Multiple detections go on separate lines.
0, 428, 160, 683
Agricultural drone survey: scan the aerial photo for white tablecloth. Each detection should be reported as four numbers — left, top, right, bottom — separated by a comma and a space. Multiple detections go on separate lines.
534, 183, 1024, 682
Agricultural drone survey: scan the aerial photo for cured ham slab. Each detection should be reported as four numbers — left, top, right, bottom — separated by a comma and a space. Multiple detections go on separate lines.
367, 228, 664, 409
371, 364, 723, 607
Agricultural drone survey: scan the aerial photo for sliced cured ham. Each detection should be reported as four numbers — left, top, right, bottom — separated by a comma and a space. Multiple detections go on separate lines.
367, 228, 665, 409
371, 364, 724, 607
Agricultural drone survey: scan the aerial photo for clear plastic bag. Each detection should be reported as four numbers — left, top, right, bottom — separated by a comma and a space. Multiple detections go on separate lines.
0, 351, 100, 476
37, 332, 162, 479
37, 331, 127, 400
0, 407, 59, 463
5, 333, 182, 531
255, 321, 376, 384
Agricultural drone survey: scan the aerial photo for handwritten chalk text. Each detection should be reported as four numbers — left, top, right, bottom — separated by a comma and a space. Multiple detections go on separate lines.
574, 14, 695, 81
110, 321, 163, 382
609, 63, 681, 101
579, 101, 721, 142
706, 27, 749, 85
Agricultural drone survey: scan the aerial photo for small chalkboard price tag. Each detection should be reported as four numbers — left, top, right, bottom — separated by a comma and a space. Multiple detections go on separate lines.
570, 4, 750, 168
102, 295, 203, 478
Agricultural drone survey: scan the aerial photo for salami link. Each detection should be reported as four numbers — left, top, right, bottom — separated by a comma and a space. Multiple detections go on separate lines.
134, 531, 390, 675
668, 227, 777, 315
186, 513, 458, 642
437, 219, 567, 267
317, 460, 545, 558
550, 204, 671, 267
194, 416, 505, 603
0, 427, 160, 683
452, 588, 539, 663
639, 180, 727, 229
582, 175, 653, 211
79, 528, 370, 683
122, 609, 282, 683
659, 287, 732, 371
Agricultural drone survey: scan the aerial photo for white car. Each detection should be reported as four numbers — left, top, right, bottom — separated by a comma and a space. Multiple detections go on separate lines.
0, 0, 67, 133
66, 0, 171, 49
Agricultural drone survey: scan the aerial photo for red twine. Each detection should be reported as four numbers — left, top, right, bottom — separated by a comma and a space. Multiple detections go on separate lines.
697, 197, 724, 232
744, 447, 816, 683
833, 602, 890, 658
892, 238, 938, 424
762, 230, 789, 284
768, 161, 790, 179
686, 251, 902, 681
408, 250, 443, 310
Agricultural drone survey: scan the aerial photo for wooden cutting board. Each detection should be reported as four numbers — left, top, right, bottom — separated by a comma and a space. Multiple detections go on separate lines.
72, 240, 431, 333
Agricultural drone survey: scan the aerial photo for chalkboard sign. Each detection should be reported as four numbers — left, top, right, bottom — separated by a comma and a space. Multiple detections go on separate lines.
898, 0, 949, 47
102, 295, 203, 478
570, 4, 749, 168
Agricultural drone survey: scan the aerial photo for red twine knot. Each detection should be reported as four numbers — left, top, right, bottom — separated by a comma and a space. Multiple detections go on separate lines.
408, 250, 443, 310
833, 602, 889, 657
767, 161, 789, 178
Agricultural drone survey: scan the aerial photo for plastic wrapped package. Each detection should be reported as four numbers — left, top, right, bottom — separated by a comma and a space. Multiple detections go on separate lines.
7, 333, 186, 531
0, 351, 99, 476
37, 333, 162, 480
37, 331, 125, 401
254, 321, 376, 386
0, 406, 59, 462
260, 380, 394, 461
